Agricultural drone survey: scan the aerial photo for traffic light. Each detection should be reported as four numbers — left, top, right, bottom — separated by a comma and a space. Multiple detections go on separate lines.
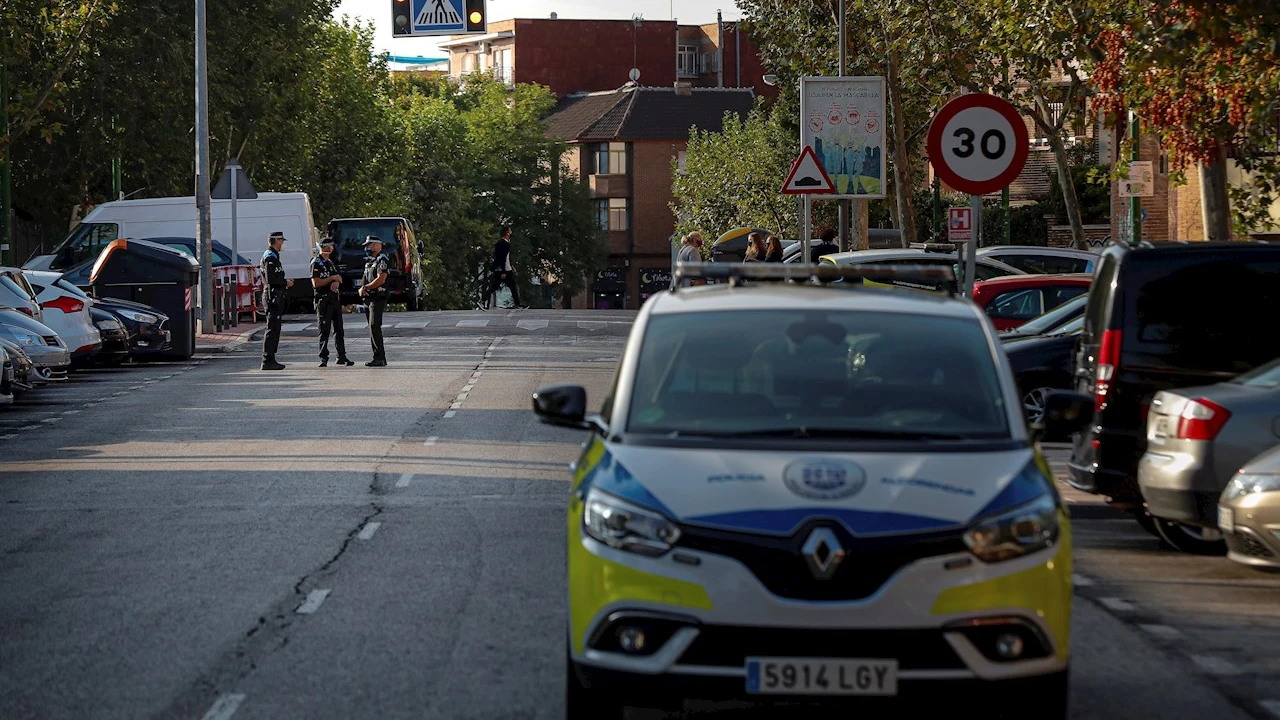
464, 0, 486, 32
392, 0, 412, 36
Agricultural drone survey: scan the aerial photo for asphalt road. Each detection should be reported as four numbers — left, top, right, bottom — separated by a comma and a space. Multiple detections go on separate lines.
1, 317, 1277, 720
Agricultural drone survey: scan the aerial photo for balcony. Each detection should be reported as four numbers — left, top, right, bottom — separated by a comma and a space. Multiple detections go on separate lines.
589, 174, 629, 199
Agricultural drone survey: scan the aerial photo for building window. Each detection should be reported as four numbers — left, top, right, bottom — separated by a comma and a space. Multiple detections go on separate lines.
596, 198, 629, 231
677, 45, 698, 78
699, 52, 719, 74
494, 47, 513, 85
591, 142, 627, 175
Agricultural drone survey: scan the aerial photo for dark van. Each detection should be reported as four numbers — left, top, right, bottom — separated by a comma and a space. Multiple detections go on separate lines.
327, 217, 425, 310
1068, 242, 1280, 512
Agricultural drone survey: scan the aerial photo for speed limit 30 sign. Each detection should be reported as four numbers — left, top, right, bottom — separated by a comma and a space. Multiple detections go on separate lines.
927, 94, 1029, 196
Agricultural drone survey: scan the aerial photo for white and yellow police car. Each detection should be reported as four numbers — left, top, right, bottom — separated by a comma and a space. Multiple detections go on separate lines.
533, 263, 1092, 719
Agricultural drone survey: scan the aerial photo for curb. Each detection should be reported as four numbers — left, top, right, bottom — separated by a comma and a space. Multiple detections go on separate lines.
195, 326, 263, 354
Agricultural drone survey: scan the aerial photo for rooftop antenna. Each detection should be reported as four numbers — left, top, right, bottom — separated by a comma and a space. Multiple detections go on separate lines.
632, 13, 644, 75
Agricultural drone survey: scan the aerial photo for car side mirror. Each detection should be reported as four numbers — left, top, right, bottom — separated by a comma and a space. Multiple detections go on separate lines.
416, 241, 425, 254
533, 384, 607, 434
1034, 390, 1094, 440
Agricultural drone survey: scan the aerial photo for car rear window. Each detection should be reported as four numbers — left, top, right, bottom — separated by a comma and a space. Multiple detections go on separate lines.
998, 254, 1091, 274
329, 220, 404, 267
1082, 253, 1119, 343
1126, 254, 1280, 369
627, 310, 1010, 440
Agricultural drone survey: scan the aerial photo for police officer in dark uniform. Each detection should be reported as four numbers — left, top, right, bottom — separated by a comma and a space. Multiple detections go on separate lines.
359, 235, 390, 367
312, 236, 354, 367
260, 231, 293, 371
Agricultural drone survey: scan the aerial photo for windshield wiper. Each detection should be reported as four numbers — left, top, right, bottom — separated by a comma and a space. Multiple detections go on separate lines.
662, 427, 975, 441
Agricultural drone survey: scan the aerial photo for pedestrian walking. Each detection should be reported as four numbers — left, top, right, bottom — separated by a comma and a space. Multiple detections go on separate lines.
359, 235, 390, 367
260, 231, 293, 371
811, 226, 840, 263
312, 237, 353, 368
483, 226, 524, 310
744, 232, 764, 262
764, 235, 784, 263
677, 232, 703, 264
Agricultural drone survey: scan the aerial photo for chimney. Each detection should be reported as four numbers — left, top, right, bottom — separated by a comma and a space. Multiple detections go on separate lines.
674, 80, 693, 96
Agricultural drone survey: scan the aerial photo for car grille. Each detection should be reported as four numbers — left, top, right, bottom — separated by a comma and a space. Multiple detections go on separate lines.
677, 625, 965, 669
1226, 529, 1274, 559
675, 520, 968, 602
43, 335, 59, 346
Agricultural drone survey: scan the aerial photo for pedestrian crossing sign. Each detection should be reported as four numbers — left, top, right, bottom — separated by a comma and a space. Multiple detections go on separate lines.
396, 0, 486, 37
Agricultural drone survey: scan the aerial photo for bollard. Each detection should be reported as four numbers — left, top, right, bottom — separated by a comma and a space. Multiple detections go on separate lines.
230, 275, 240, 328
214, 279, 224, 332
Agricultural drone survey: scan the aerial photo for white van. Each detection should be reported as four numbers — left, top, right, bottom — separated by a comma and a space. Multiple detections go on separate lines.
25, 193, 318, 294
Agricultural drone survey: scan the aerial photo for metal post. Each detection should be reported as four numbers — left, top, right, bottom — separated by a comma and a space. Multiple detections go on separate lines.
837, 0, 851, 252
0, 54, 10, 267
229, 158, 239, 262
111, 117, 122, 200
802, 195, 812, 264
213, 280, 223, 332
1001, 62, 1010, 246
932, 176, 942, 241
231, 275, 239, 327
195, 0, 214, 334
716, 10, 724, 88
966, 194, 980, 298
1129, 111, 1142, 244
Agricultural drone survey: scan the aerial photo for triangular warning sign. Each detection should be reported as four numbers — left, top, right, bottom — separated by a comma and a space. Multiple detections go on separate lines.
781, 145, 835, 195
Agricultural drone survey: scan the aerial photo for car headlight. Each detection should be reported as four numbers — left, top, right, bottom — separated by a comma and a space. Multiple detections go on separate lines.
117, 309, 159, 324
964, 494, 1060, 563
1222, 473, 1280, 501
11, 331, 42, 347
583, 487, 681, 557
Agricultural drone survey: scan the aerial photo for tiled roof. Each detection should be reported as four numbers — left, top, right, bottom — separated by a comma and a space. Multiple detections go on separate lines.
544, 85, 756, 142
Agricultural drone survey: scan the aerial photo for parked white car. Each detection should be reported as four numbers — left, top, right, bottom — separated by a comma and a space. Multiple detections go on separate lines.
24, 270, 101, 361
1, 267, 44, 322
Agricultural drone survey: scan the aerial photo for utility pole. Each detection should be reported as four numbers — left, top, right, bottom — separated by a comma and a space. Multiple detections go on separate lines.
1129, 111, 1142, 244
0, 55, 11, 266
194, 0, 214, 333
111, 117, 122, 200
1000, 62, 1010, 245
837, 0, 850, 252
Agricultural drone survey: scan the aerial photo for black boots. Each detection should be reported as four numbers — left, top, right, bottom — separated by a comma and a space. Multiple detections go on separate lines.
261, 358, 286, 371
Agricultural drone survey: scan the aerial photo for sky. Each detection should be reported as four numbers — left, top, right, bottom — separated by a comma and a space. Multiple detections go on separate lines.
333, 0, 745, 57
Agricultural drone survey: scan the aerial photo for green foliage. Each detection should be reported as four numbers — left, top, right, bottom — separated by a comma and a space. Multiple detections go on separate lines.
1045, 165, 1111, 224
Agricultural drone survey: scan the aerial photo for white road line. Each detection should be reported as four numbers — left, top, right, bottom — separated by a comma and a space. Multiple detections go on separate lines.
396, 473, 413, 488
40, 417, 61, 424
577, 321, 606, 330
1190, 655, 1240, 675
450, 402, 462, 409
112, 391, 126, 396
444, 410, 457, 418
1071, 573, 1094, 587
62, 409, 80, 415
0, 434, 16, 440
295, 589, 331, 614
281, 322, 313, 332
456, 319, 489, 328
129, 385, 143, 390
18, 425, 37, 432
396, 321, 430, 329
83, 402, 97, 408
357, 522, 382, 540
472, 371, 483, 378
424, 436, 439, 446
199, 693, 246, 720
462, 384, 474, 392
456, 392, 469, 401
1098, 597, 1135, 612
1260, 699, 1280, 718
517, 319, 549, 330
1139, 624, 1184, 640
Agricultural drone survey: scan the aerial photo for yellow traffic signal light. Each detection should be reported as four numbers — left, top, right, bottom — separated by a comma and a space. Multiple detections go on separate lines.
464, 0, 486, 32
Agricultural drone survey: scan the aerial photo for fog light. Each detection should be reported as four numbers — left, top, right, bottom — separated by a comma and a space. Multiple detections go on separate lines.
996, 633, 1024, 659
617, 626, 646, 653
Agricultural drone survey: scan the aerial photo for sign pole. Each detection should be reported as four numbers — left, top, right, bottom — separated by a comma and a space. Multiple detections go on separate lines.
966, 194, 980, 298
194, 0, 214, 334
803, 195, 812, 264
229, 158, 239, 262
1129, 112, 1142, 244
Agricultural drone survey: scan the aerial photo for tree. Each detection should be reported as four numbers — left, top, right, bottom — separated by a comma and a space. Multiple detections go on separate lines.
1089, 0, 1280, 238
671, 101, 798, 239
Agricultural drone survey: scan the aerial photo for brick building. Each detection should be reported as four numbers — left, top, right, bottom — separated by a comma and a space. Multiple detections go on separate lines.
544, 84, 756, 309
438, 16, 776, 100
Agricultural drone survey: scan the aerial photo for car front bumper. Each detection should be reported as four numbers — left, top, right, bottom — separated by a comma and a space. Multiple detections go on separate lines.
1220, 494, 1280, 570
567, 504, 1073, 701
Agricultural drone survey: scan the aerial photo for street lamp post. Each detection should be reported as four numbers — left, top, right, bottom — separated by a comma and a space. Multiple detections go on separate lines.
194, 0, 214, 334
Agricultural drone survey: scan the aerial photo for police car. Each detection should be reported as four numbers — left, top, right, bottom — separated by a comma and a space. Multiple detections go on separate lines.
533, 263, 1093, 718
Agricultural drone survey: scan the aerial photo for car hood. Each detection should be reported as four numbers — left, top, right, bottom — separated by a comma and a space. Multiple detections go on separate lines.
581, 440, 1046, 536
0, 309, 59, 336
1002, 331, 1079, 352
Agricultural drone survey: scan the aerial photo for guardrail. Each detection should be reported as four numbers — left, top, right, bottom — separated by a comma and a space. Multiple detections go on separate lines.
210, 265, 260, 332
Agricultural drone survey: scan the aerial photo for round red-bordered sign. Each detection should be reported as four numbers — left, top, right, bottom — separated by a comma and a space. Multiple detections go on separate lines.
927, 94, 1029, 196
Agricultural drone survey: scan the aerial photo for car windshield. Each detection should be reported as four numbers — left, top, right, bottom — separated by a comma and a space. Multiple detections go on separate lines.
1230, 357, 1280, 388
627, 310, 1011, 441
1014, 294, 1087, 335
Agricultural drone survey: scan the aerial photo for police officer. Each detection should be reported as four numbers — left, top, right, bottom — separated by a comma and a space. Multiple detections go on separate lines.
312, 236, 353, 367
260, 231, 293, 371
359, 235, 390, 367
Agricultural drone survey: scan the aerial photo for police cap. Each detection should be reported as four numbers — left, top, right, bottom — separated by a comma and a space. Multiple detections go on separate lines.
362, 235, 383, 247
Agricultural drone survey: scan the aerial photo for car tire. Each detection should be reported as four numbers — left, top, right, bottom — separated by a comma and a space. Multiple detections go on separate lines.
1132, 509, 1162, 538
1020, 384, 1056, 426
565, 651, 624, 720
1153, 518, 1227, 555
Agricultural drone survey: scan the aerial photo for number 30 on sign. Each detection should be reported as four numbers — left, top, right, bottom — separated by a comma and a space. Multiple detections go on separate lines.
926, 94, 1029, 197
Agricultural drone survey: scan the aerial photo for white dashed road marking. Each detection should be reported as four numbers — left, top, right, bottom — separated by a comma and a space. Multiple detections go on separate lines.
1071, 573, 1094, 587
443, 410, 457, 419
456, 319, 489, 328
577, 321, 606, 331
424, 436, 438, 446
200, 693, 246, 720
1098, 597, 1135, 612
1190, 655, 1240, 675
62, 409, 80, 415
40, 417, 61, 424
396, 473, 413, 488
357, 522, 382, 540
396, 321, 430, 329
517, 319, 549, 331
1139, 624, 1184, 640
296, 589, 331, 615
0, 434, 15, 440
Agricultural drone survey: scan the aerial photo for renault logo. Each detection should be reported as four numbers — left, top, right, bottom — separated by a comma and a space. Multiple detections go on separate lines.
801, 527, 845, 580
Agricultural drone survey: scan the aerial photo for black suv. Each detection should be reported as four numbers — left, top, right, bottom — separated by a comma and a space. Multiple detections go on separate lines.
1068, 241, 1280, 511
327, 217, 425, 310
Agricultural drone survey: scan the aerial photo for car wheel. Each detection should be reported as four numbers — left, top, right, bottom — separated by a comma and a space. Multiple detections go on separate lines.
1132, 509, 1162, 538
1154, 518, 1227, 555
565, 651, 624, 720
1021, 385, 1055, 425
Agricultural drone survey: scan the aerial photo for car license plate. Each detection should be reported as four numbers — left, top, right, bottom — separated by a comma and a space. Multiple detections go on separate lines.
1218, 506, 1233, 532
745, 658, 897, 696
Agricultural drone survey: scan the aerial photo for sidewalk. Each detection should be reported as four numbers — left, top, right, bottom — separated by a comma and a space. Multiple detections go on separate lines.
195, 321, 264, 353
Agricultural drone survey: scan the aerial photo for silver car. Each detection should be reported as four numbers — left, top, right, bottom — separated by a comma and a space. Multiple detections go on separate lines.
1219, 443, 1280, 571
0, 308, 72, 382
1138, 357, 1280, 554
976, 246, 1099, 275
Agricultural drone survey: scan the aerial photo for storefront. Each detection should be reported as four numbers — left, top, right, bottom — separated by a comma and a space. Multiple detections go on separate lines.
638, 267, 673, 304
592, 267, 628, 309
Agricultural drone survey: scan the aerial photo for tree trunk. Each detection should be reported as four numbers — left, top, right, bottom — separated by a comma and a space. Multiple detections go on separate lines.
1199, 143, 1230, 241
1047, 130, 1087, 250
886, 48, 917, 247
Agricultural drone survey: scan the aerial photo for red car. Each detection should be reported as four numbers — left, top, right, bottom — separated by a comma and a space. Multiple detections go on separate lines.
972, 273, 1093, 331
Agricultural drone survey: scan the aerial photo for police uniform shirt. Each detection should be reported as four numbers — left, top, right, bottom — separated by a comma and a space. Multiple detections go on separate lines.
262, 249, 287, 291
363, 253, 390, 296
311, 255, 338, 300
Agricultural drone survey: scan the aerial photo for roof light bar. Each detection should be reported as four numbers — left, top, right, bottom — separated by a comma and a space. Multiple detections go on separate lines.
671, 262, 958, 292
